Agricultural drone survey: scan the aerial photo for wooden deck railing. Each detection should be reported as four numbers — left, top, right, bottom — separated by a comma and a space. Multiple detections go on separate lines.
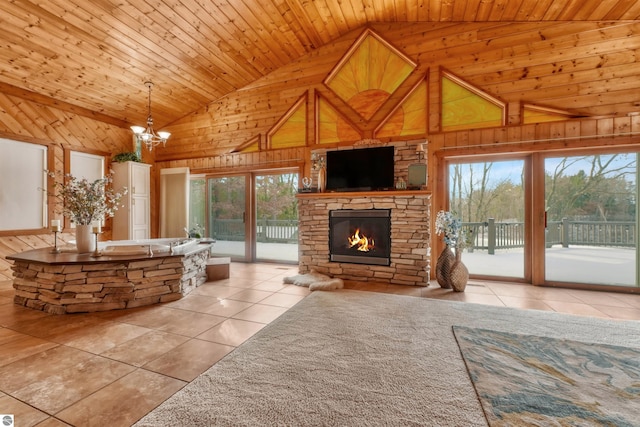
208, 218, 636, 251
464, 219, 635, 253
210, 219, 298, 243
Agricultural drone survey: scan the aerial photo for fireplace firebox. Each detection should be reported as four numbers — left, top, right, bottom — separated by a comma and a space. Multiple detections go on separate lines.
329, 209, 391, 266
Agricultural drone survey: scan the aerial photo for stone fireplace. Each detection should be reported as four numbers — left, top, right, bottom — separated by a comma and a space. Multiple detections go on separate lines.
329, 209, 391, 266
298, 140, 431, 286
297, 191, 430, 286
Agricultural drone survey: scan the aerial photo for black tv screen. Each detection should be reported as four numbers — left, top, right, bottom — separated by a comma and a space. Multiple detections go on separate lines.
325, 146, 395, 192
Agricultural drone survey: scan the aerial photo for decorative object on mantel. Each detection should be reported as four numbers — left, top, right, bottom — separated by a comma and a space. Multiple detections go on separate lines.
283, 270, 344, 291
435, 210, 469, 292
317, 167, 326, 192
407, 140, 427, 190
47, 172, 127, 254
407, 164, 427, 189
311, 152, 326, 192
298, 176, 316, 193
130, 81, 171, 152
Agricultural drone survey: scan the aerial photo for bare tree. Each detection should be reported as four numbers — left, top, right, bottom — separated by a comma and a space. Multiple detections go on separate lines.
545, 154, 635, 221
450, 162, 516, 223
450, 164, 464, 218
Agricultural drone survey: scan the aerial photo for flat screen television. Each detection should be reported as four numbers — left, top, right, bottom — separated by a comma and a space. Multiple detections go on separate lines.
325, 146, 395, 192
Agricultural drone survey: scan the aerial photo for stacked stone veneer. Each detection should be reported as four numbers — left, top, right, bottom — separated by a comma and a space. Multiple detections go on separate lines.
11, 248, 209, 314
298, 193, 431, 286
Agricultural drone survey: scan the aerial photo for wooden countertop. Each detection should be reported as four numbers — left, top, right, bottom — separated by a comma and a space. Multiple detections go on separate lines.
7, 243, 212, 265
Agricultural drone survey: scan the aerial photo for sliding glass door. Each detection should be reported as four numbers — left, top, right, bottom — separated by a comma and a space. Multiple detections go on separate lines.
448, 159, 526, 279
445, 151, 638, 289
190, 170, 299, 263
255, 172, 298, 262
544, 153, 637, 287
208, 176, 248, 260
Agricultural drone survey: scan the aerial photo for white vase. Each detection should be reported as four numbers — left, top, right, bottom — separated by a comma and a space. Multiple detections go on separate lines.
75, 224, 94, 254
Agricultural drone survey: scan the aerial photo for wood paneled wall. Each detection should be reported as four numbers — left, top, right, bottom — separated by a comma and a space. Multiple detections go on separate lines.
0, 93, 132, 280
158, 21, 640, 164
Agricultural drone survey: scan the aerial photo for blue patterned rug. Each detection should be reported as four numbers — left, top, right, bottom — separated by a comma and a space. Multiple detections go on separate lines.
453, 326, 640, 426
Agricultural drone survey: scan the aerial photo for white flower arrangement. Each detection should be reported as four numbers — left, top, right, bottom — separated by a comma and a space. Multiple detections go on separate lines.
48, 172, 127, 225
435, 210, 464, 248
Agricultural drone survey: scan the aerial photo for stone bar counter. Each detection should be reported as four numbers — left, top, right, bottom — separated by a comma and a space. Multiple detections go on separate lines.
7, 239, 211, 314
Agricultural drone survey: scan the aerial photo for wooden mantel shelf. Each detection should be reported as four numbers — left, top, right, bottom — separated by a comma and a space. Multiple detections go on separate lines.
296, 189, 431, 199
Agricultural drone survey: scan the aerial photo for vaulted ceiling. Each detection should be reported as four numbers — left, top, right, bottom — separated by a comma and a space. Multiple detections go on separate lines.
1, 0, 639, 131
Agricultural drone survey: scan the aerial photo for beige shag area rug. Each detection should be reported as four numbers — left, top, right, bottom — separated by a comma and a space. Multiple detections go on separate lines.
134, 290, 640, 427
283, 270, 344, 291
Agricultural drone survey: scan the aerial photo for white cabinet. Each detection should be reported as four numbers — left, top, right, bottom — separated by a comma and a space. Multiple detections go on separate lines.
112, 161, 151, 240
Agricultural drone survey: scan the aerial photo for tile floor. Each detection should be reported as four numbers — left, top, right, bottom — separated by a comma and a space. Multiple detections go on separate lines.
1, 262, 639, 426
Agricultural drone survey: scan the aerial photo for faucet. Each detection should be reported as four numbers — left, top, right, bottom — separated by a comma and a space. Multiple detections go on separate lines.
169, 240, 178, 255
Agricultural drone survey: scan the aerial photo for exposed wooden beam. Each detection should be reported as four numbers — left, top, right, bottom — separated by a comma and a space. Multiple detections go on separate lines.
0, 82, 131, 128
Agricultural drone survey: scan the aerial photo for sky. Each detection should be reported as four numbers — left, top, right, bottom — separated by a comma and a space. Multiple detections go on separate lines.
450, 153, 637, 191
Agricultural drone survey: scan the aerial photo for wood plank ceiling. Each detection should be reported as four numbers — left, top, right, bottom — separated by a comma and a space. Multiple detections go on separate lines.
0, 0, 639, 131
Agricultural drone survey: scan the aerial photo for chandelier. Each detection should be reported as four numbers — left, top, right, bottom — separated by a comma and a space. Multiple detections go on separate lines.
130, 81, 170, 151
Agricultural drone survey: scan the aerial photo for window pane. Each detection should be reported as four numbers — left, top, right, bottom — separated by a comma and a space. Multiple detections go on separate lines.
0, 139, 47, 230
449, 160, 525, 278
188, 178, 206, 237
208, 176, 247, 260
544, 154, 637, 287
255, 172, 298, 262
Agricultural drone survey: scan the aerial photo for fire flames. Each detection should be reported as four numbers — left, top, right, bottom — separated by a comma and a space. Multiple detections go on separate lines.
348, 228, 375, 252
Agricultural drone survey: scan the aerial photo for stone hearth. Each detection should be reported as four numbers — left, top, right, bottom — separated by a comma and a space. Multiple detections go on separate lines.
10, 245, 210, 314
297, 191, 430, 286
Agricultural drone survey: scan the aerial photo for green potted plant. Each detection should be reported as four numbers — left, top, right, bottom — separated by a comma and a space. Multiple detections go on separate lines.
112, 152, 142, 163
